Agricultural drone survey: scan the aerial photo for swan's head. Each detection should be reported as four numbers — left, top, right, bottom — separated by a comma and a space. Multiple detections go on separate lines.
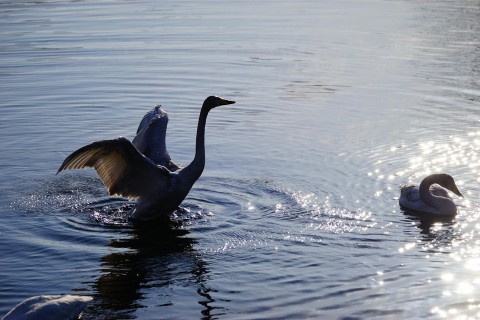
435, 173, 463, 197
203, 96, 235, 111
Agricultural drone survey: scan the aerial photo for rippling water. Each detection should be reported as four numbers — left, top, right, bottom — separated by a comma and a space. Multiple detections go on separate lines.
1, 0, 480, 319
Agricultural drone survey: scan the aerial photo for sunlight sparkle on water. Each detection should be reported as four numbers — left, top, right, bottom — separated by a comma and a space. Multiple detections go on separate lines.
441, 272, 455, 283
465, 258, 480, 271
405, 136, 480, 180
289, 190, 376, 234
398, 242, 416, 253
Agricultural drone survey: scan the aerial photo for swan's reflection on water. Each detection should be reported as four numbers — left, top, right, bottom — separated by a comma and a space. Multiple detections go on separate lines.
401, 209, 456, 248
80, 217, 220, 319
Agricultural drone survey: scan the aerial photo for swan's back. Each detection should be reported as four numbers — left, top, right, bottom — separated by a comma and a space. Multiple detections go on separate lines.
2, 295, 92, 320
132, 106, 179, 171
400, 185, 423, 211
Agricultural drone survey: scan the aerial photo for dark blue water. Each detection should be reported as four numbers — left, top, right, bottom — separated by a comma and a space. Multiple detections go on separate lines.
1, 0, 480, 319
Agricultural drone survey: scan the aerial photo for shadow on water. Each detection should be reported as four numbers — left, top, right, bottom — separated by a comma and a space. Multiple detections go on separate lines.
81, 218, 221, 320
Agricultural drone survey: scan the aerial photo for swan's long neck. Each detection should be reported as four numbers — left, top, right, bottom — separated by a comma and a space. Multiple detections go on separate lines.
419, 178, 439, 209
180, 106, 209, 185
419, 176, 456, 213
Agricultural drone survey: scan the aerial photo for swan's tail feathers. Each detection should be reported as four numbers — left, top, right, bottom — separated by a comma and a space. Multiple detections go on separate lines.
57, 137, 169, 199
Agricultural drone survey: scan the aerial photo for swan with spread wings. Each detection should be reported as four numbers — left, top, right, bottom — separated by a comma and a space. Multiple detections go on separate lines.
57, 96, 235, 221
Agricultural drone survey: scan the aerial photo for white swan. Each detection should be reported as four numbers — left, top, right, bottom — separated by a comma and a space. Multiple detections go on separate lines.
57, 96, 235, 221
399, 173, 463, 216
2, 295, 92, 320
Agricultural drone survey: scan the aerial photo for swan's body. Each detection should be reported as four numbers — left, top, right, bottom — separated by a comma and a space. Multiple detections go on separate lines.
2, 295, 92, 320
399, 173, 463, 216
57, 96, 235, 221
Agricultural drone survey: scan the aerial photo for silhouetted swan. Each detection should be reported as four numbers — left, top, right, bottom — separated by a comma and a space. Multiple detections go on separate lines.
399, 173, 463, 216
57, 96, 235, 221
2, 295, 92, 320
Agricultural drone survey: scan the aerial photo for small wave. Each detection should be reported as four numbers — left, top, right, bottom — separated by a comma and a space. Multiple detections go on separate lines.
6, 174, 102, 215
190, 176, 380, 256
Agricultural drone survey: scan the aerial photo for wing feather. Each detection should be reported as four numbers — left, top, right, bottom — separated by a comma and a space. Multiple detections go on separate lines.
132, 106, 180, 171
57, 137, 169, 199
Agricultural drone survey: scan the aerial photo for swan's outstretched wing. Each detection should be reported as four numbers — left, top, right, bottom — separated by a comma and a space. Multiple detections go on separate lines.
132, 106, 180, 171
57, 137, 169, 199
135, 105, 163, 135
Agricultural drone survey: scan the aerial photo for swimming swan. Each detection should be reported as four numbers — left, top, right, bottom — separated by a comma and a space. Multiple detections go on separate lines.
57, 96, 235, 221
399, 173, 463, 216
2, 295, 92, 320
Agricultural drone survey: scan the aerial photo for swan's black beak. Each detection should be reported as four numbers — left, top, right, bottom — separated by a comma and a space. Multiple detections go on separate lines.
452, 185, 463, 198
219, 98, 235, 106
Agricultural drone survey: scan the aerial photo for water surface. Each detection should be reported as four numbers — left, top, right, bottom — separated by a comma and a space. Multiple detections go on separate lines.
1, 0, 480, 319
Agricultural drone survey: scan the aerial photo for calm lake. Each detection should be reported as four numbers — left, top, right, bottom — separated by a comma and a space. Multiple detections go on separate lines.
1, 0, 480, 319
